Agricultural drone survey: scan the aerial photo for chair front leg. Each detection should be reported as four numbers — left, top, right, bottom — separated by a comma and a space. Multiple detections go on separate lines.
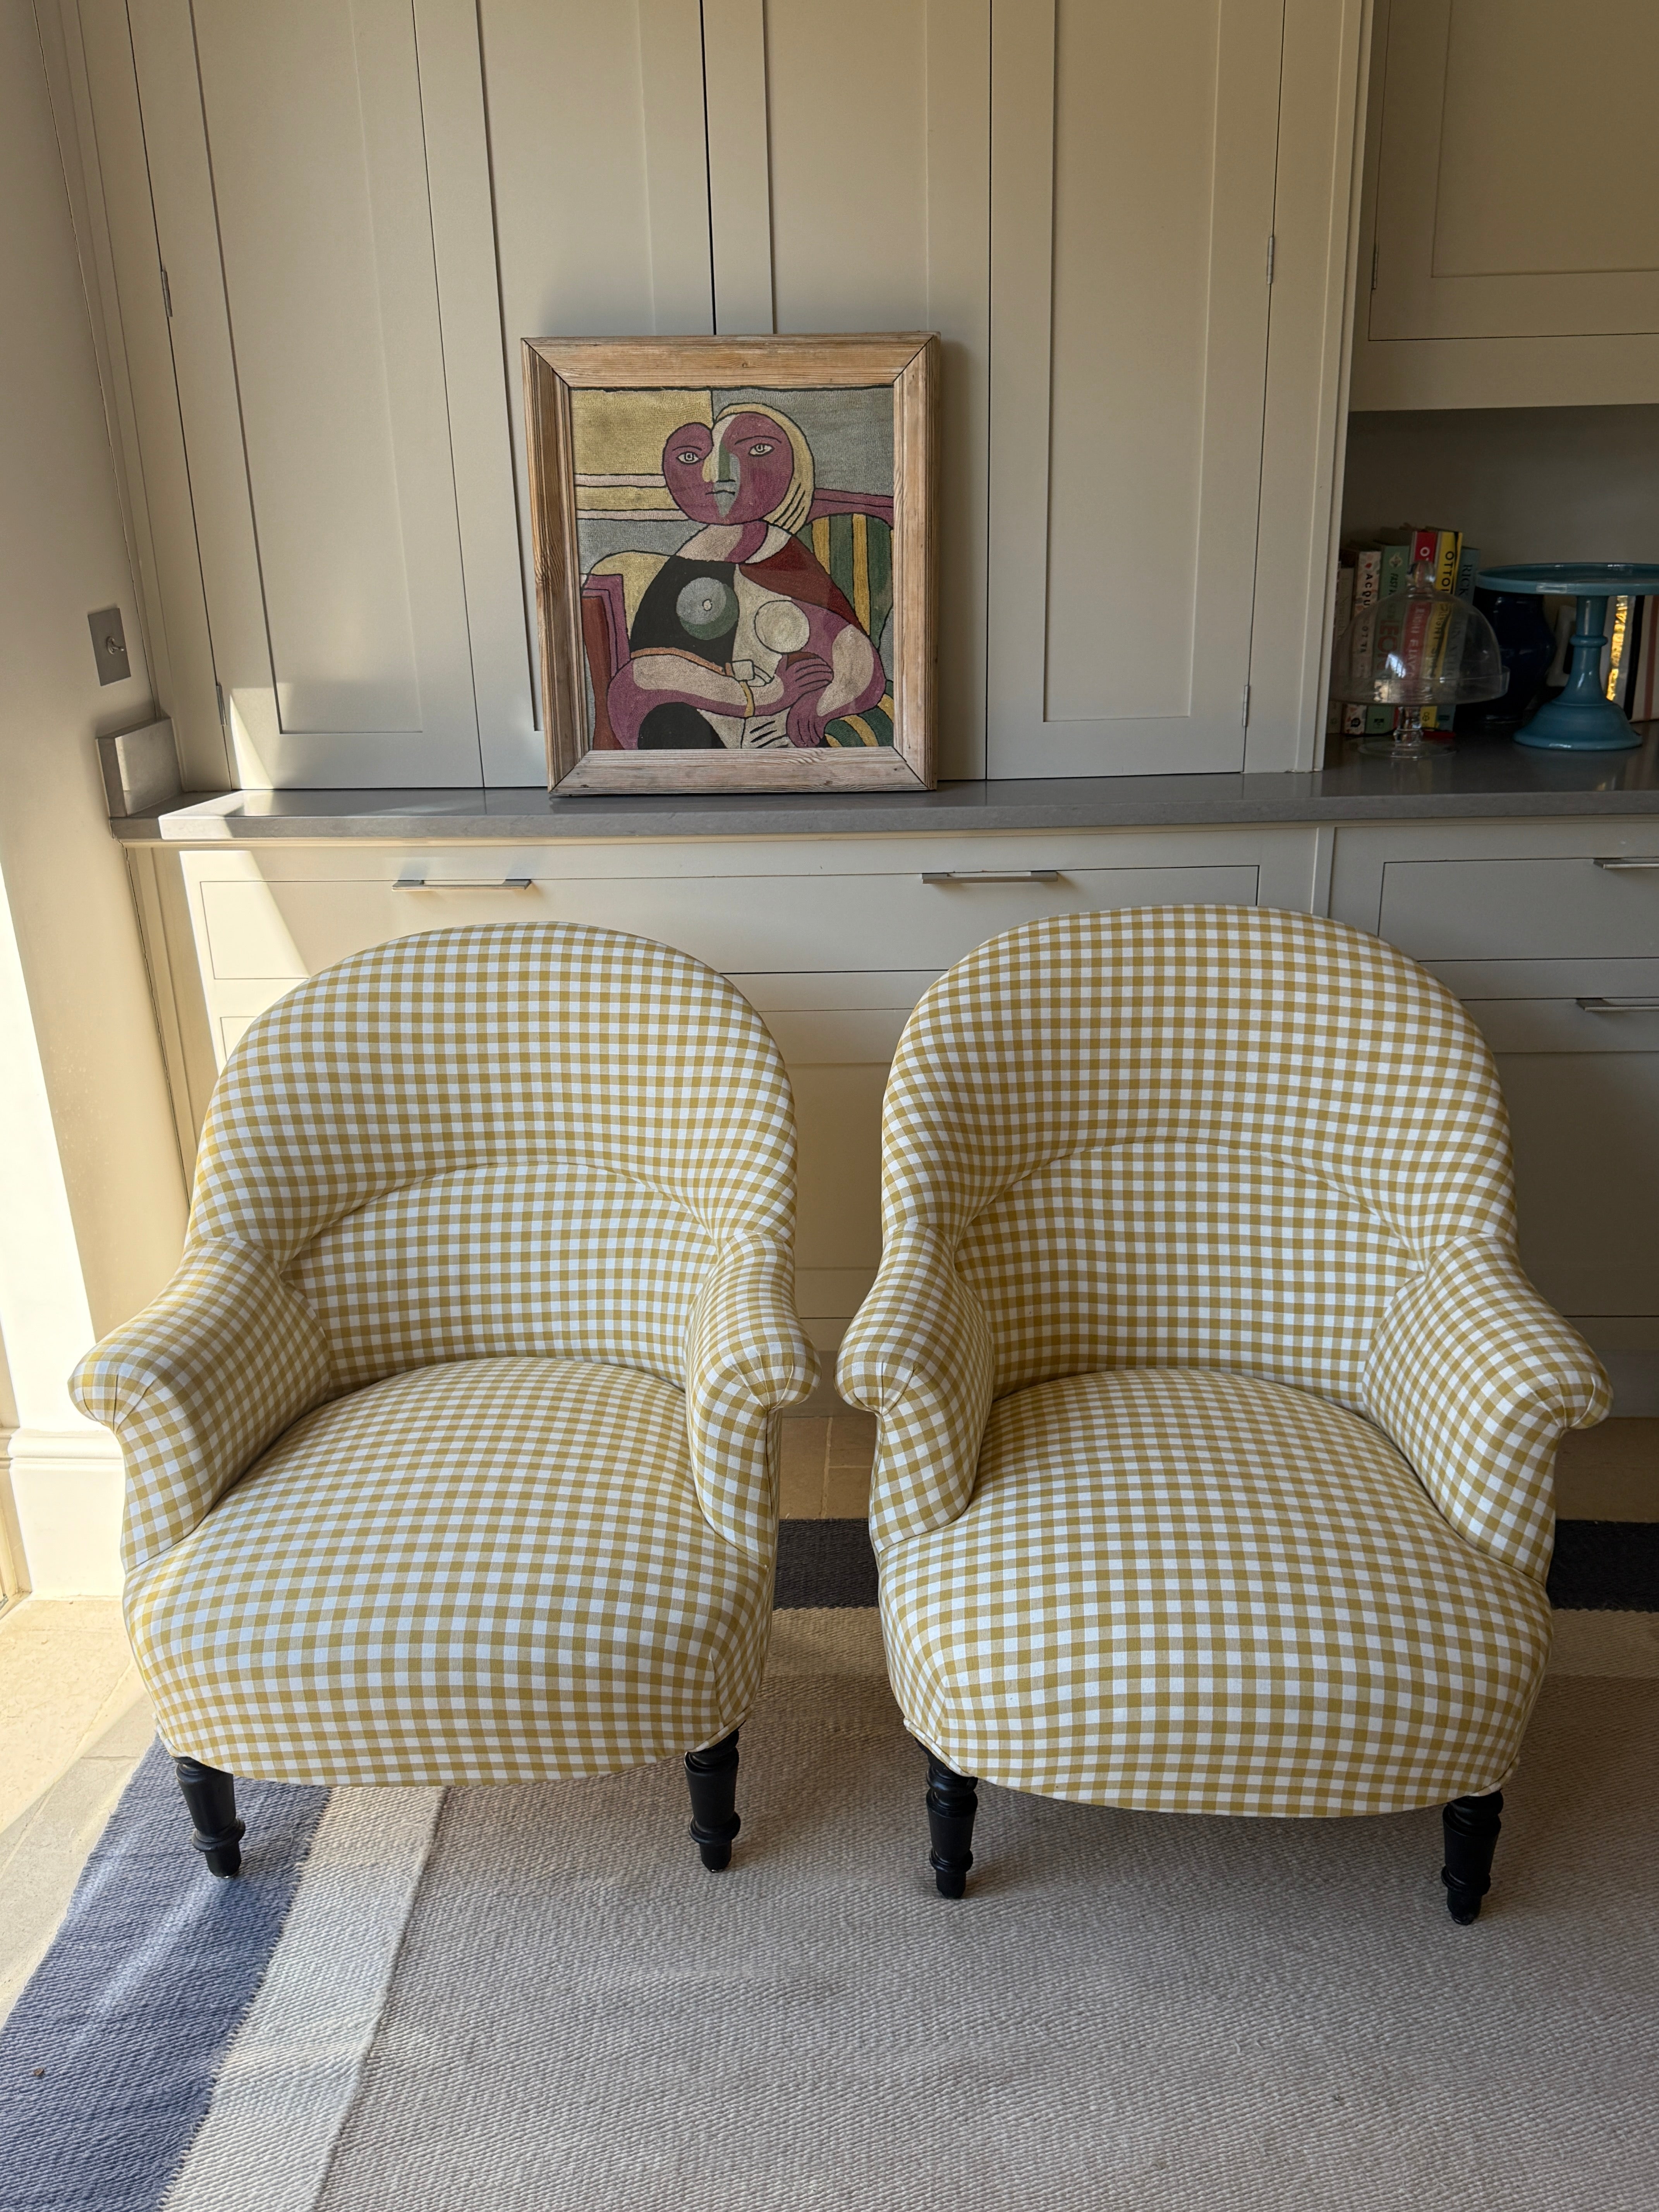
925, 1748, 978, 1898
174, 1756, 245, 1877
685, 1729, 741, 1870
1441, 1790, 1503, 1923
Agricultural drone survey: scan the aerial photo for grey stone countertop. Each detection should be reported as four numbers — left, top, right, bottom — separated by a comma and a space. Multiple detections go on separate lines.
115, 728, 1659, 842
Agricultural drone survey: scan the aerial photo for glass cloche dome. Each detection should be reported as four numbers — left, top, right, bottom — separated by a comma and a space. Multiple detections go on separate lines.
1331, 564, 1505, 759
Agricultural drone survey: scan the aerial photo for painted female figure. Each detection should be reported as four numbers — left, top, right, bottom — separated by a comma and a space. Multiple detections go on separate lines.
583, 404, 890, 750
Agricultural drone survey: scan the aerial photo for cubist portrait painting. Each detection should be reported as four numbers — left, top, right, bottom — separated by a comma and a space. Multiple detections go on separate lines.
574, 386, 896, 753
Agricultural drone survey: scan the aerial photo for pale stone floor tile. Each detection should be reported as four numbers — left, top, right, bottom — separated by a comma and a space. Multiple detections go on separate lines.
783, 1413, 875, 1518
826, 1411, 878, 1463
823, 1462, 874, 1518
779, 1418, 829, 1516
1555, 1418, 1658, 1520
0, 1598, 140, 1833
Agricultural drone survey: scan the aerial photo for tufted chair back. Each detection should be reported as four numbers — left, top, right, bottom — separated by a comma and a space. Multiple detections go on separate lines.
879, 906, 1515, 1407
187, 922, 797, 1393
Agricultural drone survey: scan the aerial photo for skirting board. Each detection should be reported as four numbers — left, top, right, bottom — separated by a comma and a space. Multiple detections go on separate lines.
7, 1427, 124, 1596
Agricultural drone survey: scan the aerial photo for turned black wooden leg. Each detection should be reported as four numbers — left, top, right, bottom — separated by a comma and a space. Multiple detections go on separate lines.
685, 1729, 741, 1871
174, 1756, 245, 1878
925, 1748, 978, 1898
1441, 1790, 1503, 1924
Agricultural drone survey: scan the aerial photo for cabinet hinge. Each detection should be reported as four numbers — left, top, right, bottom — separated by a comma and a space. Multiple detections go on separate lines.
1370, 240, 1379, 292
1265, 233, 1275, 287
215, 681, 226, 727
160, 263, 173, 318
1241, 683, 1251, 730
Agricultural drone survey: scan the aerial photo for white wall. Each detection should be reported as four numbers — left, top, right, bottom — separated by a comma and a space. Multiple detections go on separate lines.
0, 1, 190, 1593
1342, 405, 1659, 565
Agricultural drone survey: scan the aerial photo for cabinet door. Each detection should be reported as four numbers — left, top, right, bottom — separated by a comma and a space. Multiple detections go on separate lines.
1465, 1013, 1659, 1318
128, 0, 525, 787
702, 0, 992, 780
1370, 1, 1659, 345
986, 0, 1284, 777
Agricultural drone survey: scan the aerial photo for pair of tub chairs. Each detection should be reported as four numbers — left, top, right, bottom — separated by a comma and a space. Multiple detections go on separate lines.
74, 909, 1607, 1923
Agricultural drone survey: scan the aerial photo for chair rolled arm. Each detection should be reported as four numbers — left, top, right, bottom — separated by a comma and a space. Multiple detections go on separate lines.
837, 1227, 994, 1553
70, 1239, 335, 1573
685, 1241, 818, 1557
1364, 1238, 1611, 1585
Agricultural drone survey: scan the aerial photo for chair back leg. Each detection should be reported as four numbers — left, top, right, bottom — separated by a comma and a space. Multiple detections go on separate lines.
924, 1748, 978, 1898
1441, 1790, 1503, 1923
173, 1756, 245, 1877
685, 1729, 742, 1870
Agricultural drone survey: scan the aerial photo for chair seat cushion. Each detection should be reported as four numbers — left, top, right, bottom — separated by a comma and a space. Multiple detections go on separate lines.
125, 1356, 770, 1785
879, 1367, 1551, 1818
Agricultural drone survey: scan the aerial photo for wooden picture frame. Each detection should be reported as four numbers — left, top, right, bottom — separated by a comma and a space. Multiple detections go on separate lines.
522, 335, 938, 792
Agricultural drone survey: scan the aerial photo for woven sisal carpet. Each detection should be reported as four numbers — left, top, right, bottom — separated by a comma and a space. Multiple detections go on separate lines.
5, 1611, 1656, 2210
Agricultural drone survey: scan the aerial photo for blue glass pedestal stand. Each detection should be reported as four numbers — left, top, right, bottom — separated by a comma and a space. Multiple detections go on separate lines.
1475, 563, 1659, 751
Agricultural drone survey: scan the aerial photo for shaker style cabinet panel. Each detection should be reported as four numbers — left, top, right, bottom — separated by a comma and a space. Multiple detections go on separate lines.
986, 0, 1285, 777
479, 0, 715, 757
1491, 1046, 1659, 1319
126, 0, 508, 787
1353, 0, 1659, 408
745, 0, 991, 777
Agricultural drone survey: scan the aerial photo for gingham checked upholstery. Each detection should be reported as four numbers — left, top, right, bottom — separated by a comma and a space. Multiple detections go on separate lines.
73, 923, 815, 1784
839, 907, 1608, 1817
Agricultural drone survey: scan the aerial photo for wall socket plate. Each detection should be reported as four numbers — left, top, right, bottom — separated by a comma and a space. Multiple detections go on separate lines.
88, 605, 131, 685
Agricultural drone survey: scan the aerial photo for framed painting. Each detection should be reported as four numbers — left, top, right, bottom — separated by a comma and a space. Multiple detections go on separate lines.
522, 335, 938, 793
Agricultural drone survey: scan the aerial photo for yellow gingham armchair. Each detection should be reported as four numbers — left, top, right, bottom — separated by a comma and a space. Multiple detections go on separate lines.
72, 923, 815, 1875
838, 907, 1607, 1920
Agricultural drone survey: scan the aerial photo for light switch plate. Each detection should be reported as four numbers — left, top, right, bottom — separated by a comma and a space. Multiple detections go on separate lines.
88, 605, 131, 685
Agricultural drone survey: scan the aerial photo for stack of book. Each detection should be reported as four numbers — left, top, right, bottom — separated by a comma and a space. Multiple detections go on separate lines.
1329, 526, 1476, 743
1608, 594, 1657, 723
1330, 531, 1659, 743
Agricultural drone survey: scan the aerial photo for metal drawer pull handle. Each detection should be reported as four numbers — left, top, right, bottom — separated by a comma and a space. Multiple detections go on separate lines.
393, 876, 532, 890
920, 869, 1062, 884
1592, 857, 1659, 870
1576, 998, 1659, 1012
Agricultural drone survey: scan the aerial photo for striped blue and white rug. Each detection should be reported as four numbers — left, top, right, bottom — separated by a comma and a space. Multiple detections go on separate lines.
3, 1526, 1656, 2212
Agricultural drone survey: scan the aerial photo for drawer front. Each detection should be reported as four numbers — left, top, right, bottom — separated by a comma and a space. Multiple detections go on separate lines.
1499, 1047, 1659, 1316
192, 859, 1259, 984
1465, 997, 1659, 1053
1380, 855, 1659, 960
1427, 956, 1659, 1002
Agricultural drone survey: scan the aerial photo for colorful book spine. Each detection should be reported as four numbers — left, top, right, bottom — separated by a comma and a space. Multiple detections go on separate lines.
1328, 563, 1355, 737
1434, 529, 1462, 596
1454, 544, 1480, 602
1342, 550, 1382, 736
1410, 526, 1439, 581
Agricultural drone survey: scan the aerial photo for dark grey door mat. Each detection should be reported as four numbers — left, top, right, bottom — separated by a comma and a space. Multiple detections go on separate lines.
775, 1519, 879, 1607
776, 1520, 1659, 1612
1547, 1521, 1659, 1610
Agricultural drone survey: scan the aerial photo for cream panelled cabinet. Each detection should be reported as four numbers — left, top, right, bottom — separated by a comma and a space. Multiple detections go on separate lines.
113, 0, 536, 786
1353, 0, 1659, 409
54, 0, 1370, 791
988, 0, 1286, 776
